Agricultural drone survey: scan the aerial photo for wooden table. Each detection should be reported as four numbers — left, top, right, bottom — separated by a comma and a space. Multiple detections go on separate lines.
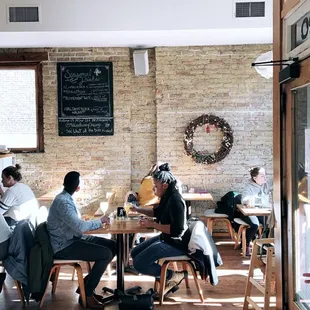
236, 204, 272, 216
86, 218, 154, 300
37, 192, 59, 205
182, 193, 214, 201
182, 192, 214, 218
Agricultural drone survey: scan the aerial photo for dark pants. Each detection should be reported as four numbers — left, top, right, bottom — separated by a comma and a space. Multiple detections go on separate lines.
54, 235, 116, 296
0, 239, 10, 261
131, 235, 185, 280
237, 213, 263, 245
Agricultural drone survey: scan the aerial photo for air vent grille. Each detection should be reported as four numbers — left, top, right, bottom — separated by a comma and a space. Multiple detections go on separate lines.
235, 2, 265, 18
8, 6, 39, 23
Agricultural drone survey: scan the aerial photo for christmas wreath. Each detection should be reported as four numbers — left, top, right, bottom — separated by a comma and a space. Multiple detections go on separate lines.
184, 114, 234, 164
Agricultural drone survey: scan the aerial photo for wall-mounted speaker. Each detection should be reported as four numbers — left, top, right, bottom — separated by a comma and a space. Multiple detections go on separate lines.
133, 50, 149, 76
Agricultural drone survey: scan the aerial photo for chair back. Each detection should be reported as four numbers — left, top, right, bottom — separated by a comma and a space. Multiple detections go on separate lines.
107, 190, 116, 205
95, 190, 116, 216
36, 206, 49, 226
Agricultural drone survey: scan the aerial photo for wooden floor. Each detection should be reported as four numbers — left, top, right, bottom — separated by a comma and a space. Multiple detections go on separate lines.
0, 237, 267, 309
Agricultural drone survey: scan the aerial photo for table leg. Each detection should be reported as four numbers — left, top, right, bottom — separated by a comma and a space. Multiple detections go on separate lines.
102, 233, 141, 304
101, 233, 124, 303
117, 233, 125, 291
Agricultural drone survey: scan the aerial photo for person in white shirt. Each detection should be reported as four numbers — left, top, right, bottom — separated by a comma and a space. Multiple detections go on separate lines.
0, 164, 38, 292
0, 164, 38, 226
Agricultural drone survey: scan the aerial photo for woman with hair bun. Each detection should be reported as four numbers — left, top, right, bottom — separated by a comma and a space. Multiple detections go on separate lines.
0, 164, 38, 291
131, 163, 190, 297
0, 164, 38, 225
238, 166, 273, 256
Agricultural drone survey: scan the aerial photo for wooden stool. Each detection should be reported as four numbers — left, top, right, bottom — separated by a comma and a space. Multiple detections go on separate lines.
40, 260, 87, 308
243, 238, 275, 310
0, 261, 25, 307
200, 209, 235, 240
155, 256, 204, 305
234, 218, 263, 257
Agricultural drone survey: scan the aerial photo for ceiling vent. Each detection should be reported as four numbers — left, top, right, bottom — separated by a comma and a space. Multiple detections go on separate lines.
7, 5, 40, 23
235, 2, 265, 18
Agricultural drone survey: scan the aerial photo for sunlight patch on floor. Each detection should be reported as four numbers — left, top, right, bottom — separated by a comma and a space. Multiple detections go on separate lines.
241, 259, 251, 265
215, 241, 236, 246
217, 269, 248, 277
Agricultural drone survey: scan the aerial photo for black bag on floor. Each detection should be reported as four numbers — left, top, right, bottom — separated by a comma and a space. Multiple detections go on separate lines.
118, 288, 154, 310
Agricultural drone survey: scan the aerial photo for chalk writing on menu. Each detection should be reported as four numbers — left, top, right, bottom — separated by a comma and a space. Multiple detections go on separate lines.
57, 62, 113, 136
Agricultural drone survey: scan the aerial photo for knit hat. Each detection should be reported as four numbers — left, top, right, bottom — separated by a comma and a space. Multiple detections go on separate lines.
138, 176, 160, 206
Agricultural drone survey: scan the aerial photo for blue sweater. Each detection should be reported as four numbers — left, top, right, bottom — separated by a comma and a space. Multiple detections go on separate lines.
47, 190, 102, 254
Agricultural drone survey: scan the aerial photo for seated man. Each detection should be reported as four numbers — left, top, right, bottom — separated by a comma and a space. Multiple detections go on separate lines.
47, 171, 116, 309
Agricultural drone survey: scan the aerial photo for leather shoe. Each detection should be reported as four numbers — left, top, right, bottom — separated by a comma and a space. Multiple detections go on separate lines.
0, 273, 6, 293
78, 295, 104, 309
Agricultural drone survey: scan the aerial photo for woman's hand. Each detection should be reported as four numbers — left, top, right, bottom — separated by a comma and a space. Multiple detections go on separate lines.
129, 204, 139, 213
138, 217, 154, 228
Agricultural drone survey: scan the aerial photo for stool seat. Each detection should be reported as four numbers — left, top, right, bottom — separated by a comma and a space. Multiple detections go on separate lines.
158, 255, 190, 263
234, 218, 249, 226
204, 209, 229, 218
200, 211, 235, 241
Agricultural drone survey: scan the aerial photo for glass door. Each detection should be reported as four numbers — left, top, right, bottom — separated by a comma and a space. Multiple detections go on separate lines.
292, 85, 310, 309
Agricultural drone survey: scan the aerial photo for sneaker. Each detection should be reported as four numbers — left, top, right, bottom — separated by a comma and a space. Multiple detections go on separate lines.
164, 271, 187, 296
78, 295, 104, 309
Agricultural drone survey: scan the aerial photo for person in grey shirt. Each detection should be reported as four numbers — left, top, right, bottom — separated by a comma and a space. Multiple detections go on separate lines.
237, 167, 273, 256
47, 171, 116, 308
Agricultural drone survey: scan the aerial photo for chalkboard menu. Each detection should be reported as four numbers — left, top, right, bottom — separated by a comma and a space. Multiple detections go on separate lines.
57, 62, 113, 136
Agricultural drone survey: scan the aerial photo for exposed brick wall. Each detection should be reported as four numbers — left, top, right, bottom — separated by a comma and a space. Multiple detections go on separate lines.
0, 44, 272, 218
129, 49, 157, 192
155, 45, 273, 216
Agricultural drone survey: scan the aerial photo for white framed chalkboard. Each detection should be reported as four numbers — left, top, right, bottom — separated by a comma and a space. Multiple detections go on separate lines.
57, 62, 113, 136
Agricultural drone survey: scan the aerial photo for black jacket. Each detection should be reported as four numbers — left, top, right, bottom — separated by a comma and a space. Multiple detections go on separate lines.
3, 220, 35, 301
153, 186, 190, 251
215, 191, 241, 222
28, 222, 54, 302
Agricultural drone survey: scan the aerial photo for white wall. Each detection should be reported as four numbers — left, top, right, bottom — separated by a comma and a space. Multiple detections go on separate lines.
0, 0, 272, 31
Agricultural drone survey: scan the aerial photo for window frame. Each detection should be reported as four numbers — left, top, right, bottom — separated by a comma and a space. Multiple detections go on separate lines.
0, 62, 44, 153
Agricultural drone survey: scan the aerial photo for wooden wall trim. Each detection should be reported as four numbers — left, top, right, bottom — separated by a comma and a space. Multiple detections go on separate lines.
0, 52, 48, 62
285, 85, 294, 310
281, 0, 300, 18
274, 0, 284, 309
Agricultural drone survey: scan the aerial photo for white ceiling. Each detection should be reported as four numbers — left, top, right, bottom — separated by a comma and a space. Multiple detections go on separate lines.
0, 28, 272, 48
0, 0, 273, 48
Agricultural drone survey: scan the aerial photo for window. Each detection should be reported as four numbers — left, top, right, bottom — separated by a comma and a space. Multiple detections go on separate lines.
0, 63, 44, 152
